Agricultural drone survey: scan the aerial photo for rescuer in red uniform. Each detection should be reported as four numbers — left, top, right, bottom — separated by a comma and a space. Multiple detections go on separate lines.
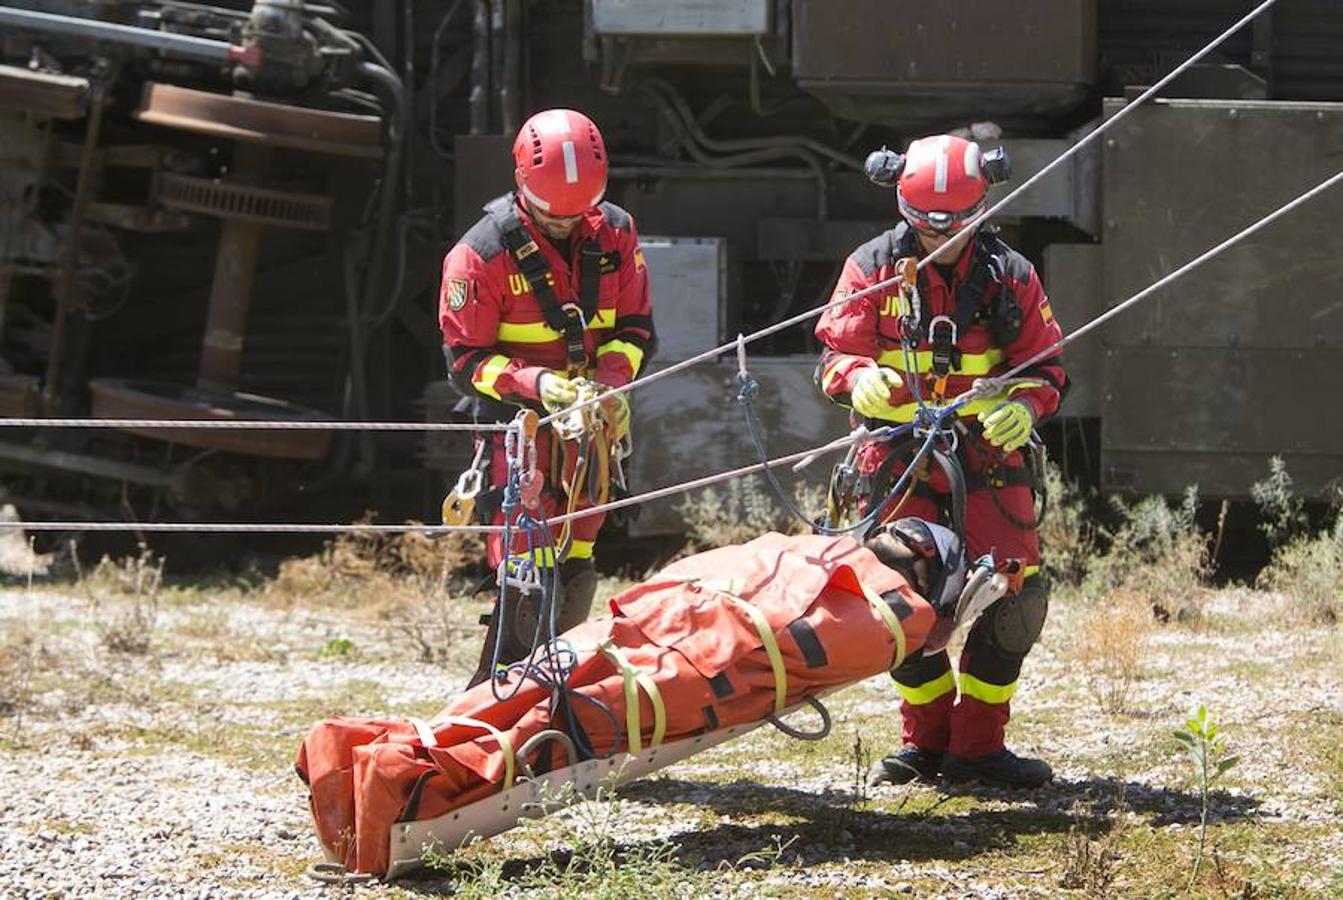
814, 134, 1067, 788
439, 109, 654, 688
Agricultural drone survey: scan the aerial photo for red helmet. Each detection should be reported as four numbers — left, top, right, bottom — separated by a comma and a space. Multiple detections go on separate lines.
897, 134, 988, 234
512, 108, 608, 217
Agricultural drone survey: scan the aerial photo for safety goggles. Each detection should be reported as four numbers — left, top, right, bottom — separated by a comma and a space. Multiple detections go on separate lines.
529, 206, 586, 229
898, 194, 984, 235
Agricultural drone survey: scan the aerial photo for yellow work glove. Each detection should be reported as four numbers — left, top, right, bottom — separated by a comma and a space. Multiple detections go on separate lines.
537, 371, 579, 414
600, 390, 631, 439
978, 399, 1036, 452
850, 366, 905, 420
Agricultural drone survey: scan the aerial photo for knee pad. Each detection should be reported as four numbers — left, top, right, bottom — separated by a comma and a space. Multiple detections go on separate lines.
987, 579, 1050, 655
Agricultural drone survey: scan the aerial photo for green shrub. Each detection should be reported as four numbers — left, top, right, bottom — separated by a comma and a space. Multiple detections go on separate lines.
1083, 486, 1210, 624
1250, 456, 1309, 549
1257, 515, 1342, 624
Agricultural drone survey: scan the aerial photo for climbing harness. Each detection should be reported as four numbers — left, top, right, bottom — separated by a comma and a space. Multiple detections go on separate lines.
484, 194, 620, 375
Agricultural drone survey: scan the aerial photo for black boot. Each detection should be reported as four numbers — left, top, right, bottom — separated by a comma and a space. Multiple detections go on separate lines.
867, 747, 943, 786
465, 582, 549, 688
943, 749, 1053, 788
556, 558, 597, 634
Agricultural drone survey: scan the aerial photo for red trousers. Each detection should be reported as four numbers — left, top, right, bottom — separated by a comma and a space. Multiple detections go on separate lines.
858, 435, 1044, 758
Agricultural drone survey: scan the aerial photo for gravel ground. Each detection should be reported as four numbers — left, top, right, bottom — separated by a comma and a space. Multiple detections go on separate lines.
1, 578, 1340, 898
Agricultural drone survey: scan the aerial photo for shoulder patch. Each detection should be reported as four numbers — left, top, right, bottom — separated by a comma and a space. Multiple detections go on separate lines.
633, 248, 646, 271
444, 277, 469, 310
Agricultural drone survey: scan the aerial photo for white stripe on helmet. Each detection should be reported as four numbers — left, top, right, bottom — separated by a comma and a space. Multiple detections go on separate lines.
520, 183, 551, 211
562, 140, 579, 184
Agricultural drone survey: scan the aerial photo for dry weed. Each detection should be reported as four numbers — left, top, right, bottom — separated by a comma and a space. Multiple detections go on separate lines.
83, 545, 164, 655
1039, 463, 1095, 585
676, 476, 822, 551
1071, 590, 1153, 715
264, 520, 485, 612
1058, 794, 1128, 896
0, 622, 46, 734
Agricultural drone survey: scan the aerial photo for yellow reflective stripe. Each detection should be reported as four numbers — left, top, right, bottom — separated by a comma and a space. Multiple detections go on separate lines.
881, 395, 1001, 423
496, 309, 617, 343
857, 582, 908, 669
596, 338, 644, 374
1023, 565, 1039, 579
736, 600, 787, 715
876, 347, 1005, 376
434, 715, 515, 789
497, 321, 558, 343
472, 354, 511, 400
599, 641, 666, 751
894, 669, 956, 706
959, 672, 1018, 705
520, 540, 592, 566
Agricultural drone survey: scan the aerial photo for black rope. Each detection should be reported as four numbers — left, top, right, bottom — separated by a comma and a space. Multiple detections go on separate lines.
734, 372, 948, 539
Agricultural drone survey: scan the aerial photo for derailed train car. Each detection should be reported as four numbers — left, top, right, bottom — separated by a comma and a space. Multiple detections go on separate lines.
0, 0, 1341, 536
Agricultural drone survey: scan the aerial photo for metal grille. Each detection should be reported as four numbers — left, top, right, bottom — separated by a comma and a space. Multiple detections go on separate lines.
157, 173, 333, 231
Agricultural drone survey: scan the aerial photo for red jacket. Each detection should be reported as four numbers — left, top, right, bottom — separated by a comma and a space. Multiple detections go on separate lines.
815, 224, 1066, 423
439, 193, 654, 412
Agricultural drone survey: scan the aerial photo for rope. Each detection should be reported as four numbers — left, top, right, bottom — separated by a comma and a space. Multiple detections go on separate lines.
993, 165, 1343, 383
0, 417, 505, 431
1, 432, 859, 533
0, 2, 1305, 543
535, 0, 1279, 429
7, 164, 1337, 538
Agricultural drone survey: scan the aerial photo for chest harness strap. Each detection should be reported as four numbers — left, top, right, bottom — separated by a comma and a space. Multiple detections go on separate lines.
484, 194, 620, 375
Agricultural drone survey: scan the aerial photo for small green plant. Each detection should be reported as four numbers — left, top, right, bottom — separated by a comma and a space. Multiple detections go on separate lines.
1251, 456, 1309, 549
1172, 705, 1240, 890
318, 636, 356, 658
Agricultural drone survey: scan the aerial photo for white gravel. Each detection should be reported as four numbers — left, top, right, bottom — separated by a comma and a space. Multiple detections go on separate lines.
2, 582, 1341, 897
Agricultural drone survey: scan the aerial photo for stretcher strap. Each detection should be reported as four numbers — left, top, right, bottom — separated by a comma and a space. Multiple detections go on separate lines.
599, 641, 666, 752
736, 601, 787, 716
859, 587, 908, 669
420, 715, 516, 790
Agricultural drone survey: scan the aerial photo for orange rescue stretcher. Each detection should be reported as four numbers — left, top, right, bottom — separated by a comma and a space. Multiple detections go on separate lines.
296, 531, 1004, 878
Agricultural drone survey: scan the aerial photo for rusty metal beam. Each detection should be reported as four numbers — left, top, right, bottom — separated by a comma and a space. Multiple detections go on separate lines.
134, 82, 384, 159
0, 65, 88, 119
